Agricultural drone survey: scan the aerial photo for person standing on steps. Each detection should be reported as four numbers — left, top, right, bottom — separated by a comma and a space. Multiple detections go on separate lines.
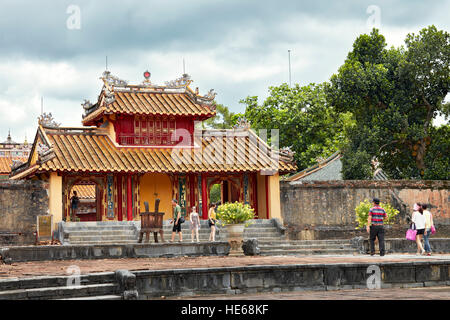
189, 206, 200, 243
366, 197, 387, 256
170, 199, 183, 242
208, 203, 217, 242
70, 190, 80, 221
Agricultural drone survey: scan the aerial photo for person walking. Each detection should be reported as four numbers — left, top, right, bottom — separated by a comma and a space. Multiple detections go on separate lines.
170, 199, 183, 242
422, 204, 434, 256
208, 203, 217, 242
189, 206, 200, 243
412, 203, 426, 255
366, 197, 387, 256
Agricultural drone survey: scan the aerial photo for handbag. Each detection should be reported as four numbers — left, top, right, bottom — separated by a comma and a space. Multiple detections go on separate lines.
406, 228, 417, 241
431, 225, 436, 234
179, 216, 185, 224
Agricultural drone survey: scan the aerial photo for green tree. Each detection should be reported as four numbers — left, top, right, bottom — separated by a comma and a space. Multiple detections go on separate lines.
203, 103, 240, 129
327, 26, 450, 179
241, 83, 353, 171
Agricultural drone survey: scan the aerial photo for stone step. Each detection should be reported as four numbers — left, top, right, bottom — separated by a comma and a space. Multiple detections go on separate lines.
69, 235, 138, 242
59, 295, 122, 300
259, 244, 354, 250
65, 226, 137, 231
0, 273, 116, 291
243, 231, 281, 237
68, 230, 137, 236
243, 236, 287, 241
257, 240, 353, 245
67, 240, 139, 245
0, 283, 118, 300
259, 249, 358, 256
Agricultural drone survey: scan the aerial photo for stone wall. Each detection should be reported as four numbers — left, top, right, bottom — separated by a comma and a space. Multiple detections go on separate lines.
0, 180, 49, 245
280, 180, 450, 240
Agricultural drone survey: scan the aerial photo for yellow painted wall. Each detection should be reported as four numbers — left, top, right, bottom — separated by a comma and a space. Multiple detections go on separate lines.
268, 173, 282, 222
256, 173, 267, 219
49, 172, 63, 225
140, 173, 173, 220
104, 117, 116, 143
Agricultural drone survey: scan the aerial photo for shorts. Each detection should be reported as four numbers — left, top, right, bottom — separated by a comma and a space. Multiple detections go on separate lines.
416, 229, 425, 235
172, 222, 182, 233
208, 219, 216, 227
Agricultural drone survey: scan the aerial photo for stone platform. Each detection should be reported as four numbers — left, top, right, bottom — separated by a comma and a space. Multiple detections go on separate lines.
0, 242, 230, 263
0, 255, 449, 300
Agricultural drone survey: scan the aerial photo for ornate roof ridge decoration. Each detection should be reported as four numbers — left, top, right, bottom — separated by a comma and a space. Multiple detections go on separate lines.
278, 146, 296, 163
10, 159, 25, 171
233, 117, 251, 130
101, 70, 128, 87
81, 99, 99, 118
38, 112, 60, 128
165, 73, 193, 89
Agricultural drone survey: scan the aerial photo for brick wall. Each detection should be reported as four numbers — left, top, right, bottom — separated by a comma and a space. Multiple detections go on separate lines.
0, 180, 49, 245
280, 180, 450, 240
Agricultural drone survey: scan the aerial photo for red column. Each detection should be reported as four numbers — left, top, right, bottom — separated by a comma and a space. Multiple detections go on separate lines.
127, 174, 133, 221
117, 175, 123, 221
201, 174, 208, 219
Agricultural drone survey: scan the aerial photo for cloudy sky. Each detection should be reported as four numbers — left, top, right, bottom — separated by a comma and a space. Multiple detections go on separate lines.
1, 0, 449, 143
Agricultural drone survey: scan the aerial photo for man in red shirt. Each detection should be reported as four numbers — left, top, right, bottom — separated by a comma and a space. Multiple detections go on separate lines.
366, 198, 387, 256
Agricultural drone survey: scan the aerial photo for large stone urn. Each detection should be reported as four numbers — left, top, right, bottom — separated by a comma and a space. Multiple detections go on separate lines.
225, 223, 245, 256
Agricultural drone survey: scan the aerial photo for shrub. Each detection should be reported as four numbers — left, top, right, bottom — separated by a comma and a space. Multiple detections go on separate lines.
216, 202, 255, 226
355, 199, 399, 229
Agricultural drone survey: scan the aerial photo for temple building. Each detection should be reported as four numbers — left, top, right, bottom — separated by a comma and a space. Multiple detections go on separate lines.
10, 71, 296, 225
0, 131, 30, 179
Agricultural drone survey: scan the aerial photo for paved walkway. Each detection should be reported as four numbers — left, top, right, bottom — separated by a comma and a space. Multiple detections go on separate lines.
169, 286, 450, 300
1, 254, 449, 279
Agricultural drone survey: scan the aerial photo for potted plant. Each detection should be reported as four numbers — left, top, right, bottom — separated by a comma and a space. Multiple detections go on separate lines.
216, 202, 255, 255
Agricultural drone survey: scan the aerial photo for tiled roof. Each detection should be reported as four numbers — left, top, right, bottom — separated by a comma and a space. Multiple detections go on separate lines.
286, 152, 342, 181
72, 184, 96, 199
0, 157, 28, 174
82, 89, 216, 125
11, 127, 296, 177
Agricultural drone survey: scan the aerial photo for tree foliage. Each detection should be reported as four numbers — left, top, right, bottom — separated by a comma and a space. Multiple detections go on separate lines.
203, 103, 240, 129
327, 26, 450, 179
240, 83, 353, 171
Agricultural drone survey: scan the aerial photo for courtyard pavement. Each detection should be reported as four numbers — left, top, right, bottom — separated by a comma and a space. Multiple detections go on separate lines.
1, 253, 449, 279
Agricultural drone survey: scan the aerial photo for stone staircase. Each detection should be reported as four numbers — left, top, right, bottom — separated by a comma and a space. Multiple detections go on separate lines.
58, 220, 358, 256
242, 219, 357, 256
256, 239, 357, 256
60, 221, 139, 245
0, 273, 121, 300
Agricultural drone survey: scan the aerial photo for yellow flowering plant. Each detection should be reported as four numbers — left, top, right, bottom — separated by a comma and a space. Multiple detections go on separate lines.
355, 199, 399, 229
216, 202, 255, 226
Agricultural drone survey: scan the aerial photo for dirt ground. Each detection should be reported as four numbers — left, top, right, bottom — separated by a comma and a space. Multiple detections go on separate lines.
1, 254, 448, 279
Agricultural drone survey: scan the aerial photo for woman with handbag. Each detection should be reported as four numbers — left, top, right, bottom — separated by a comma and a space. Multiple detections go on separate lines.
208, 203, 217, 242
422, 204, 435, 256
411, 203, 426, 255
